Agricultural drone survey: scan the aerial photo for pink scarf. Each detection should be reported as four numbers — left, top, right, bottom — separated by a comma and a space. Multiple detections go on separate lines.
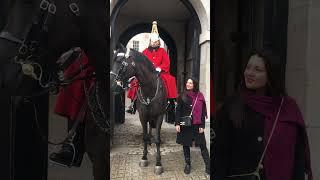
186, 91, 207, 125
242, 91, 312, 180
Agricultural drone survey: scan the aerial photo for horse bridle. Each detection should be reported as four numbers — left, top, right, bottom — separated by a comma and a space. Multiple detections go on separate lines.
110, 51, 162, 106
110, 52, 136, 90
0, 0, 81, 88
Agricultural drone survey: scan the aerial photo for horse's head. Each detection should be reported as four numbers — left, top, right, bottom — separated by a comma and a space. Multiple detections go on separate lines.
0, 0, 88, 95
110, 47, 136, 94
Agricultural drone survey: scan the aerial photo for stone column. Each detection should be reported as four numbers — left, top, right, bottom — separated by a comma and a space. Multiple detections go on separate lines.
286, 0, 320, 178
199, 30, 210, 121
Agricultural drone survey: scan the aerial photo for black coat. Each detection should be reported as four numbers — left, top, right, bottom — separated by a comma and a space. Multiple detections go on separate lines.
175, 93, 207, 146
212, 96, 306, 180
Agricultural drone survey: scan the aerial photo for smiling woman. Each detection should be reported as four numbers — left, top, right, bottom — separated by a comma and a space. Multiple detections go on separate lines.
244, 54, 268, 94
175, 77, 209, 175
213, 49, 313, 180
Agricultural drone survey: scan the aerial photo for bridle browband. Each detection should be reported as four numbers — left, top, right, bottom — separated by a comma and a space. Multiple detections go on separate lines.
110, 51, 135, 90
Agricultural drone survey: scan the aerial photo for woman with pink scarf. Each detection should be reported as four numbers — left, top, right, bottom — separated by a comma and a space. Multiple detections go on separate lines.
213, 49, 313, 180
175, 77, 209, 175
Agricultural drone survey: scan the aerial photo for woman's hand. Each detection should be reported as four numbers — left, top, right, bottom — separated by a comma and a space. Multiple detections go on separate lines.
199, 127, 204, 133
176, 125, 181, 133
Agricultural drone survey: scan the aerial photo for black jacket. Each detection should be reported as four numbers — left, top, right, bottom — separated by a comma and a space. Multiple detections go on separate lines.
175, 93, 207, 146
212, 96, 306, 180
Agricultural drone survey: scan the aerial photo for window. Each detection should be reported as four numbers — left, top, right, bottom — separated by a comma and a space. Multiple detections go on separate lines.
132, 40, 139, 51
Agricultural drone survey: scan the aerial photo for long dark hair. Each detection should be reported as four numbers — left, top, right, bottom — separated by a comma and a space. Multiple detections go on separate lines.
239, 49, 287, 96
232, 48, 286, 128
185, 77, 199, 92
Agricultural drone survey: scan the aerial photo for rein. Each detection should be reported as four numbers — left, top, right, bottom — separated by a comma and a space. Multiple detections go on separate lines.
137, 77, 161, 106
111, 51, 162, 106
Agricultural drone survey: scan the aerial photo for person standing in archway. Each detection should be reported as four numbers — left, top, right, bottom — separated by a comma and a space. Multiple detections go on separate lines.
126, 21, 178, 123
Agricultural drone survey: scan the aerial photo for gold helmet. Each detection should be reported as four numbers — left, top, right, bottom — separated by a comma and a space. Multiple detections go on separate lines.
150, 21, 160, 43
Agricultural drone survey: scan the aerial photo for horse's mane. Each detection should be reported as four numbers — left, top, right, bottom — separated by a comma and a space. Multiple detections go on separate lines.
129, 48, 155, 73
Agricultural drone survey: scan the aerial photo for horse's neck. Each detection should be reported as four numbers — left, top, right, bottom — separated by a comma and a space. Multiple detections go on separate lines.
136, 63, 158, 97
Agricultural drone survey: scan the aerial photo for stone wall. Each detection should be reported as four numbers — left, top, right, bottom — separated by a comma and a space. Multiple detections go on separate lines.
286, 0, 320, 178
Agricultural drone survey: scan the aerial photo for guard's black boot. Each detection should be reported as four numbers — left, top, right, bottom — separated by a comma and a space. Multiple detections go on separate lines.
126, 99, 136, 114
126, 106, 135, 114
49, 143, 83, 167
49, 121, 85, 167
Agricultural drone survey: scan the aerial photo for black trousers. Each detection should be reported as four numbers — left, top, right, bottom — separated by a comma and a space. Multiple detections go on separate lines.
183, 144, 210, 166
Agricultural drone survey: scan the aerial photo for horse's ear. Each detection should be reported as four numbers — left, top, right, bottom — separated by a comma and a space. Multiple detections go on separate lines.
112, 49, 120, 60
118, 43, 127, 52
129, 48, 137, 55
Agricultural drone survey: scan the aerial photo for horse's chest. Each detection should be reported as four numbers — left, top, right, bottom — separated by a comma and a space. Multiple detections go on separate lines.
139, 102, 165, 115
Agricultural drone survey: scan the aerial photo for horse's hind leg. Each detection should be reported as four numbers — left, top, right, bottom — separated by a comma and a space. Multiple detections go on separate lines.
154, 116, 164, 175
139, 121, 149, 167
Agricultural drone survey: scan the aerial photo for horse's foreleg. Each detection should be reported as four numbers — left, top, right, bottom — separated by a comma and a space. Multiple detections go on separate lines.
147, 122, 152, 145
154, 116, 163, 175
139, 121, 148, 167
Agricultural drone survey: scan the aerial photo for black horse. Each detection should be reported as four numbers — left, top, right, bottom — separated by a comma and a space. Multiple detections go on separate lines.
0, 0, 108, 180
111, 48, 167, 175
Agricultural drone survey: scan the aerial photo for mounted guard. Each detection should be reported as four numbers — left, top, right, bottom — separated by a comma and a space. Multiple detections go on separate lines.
126, 21, 178, 123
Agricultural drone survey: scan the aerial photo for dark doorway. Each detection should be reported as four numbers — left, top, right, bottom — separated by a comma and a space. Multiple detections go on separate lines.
110, 0, 202, 127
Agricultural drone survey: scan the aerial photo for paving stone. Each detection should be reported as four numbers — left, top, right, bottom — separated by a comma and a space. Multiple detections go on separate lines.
111, 113, 210, 180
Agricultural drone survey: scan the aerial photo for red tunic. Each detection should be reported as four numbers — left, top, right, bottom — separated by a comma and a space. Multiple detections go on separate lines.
142, 48, 170, 73
127, 47, 177, 99
54, 51, 95, 121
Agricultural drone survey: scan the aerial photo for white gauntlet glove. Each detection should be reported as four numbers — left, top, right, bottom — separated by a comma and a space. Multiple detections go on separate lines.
156, 67, 161, 72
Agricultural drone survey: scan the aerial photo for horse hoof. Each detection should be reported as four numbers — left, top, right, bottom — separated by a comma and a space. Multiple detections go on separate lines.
139, 159, 148, 167
154, 166, 163, 175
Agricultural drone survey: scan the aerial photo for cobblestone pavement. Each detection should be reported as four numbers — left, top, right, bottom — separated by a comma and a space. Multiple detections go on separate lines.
110, 113, 211, 180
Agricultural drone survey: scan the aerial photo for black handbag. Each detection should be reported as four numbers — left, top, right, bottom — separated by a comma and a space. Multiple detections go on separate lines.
179, 93, 199, 126
179, 115, 192, 126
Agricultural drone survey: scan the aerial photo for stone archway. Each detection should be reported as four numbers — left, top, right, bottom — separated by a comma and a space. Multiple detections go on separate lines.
110, 0, 211, 119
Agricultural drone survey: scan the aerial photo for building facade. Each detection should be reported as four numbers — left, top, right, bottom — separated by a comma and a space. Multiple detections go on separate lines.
111, 0, 211, 118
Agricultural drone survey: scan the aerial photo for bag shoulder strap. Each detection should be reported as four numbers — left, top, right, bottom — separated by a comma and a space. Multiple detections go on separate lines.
189, 93, 199, 116
256, 97, 284, 170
